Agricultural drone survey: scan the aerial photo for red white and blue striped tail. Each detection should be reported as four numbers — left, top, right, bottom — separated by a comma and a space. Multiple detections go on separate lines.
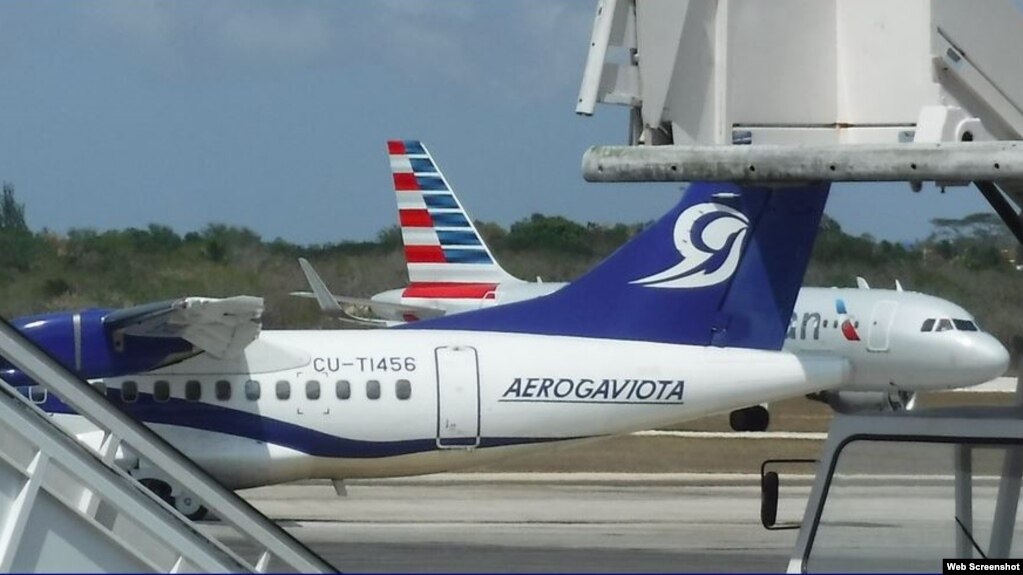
388, 140, 520, 289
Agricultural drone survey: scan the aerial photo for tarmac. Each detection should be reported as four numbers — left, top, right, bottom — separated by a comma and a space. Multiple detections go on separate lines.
218, 477, 801, 573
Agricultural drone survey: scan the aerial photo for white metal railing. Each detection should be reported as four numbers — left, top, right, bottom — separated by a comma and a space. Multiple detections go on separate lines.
0, 316, 335, 573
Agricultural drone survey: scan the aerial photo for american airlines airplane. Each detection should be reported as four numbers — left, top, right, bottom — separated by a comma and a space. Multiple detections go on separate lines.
5, 176, 872, 519
295, 140, 1010, 430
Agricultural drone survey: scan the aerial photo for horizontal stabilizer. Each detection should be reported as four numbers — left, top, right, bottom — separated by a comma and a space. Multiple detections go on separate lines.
293, 258, 445, 324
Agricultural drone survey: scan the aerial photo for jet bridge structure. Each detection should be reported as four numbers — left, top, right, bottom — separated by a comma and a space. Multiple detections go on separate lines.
577, 0, 1023, 230
577, 0, 1023, 570
0, 316, 335, 573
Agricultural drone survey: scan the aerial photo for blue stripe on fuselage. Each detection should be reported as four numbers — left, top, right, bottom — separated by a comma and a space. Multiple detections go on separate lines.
39, 392, 569, 458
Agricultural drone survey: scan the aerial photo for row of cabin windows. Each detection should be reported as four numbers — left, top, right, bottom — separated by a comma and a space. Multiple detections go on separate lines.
103, 379, 413, 404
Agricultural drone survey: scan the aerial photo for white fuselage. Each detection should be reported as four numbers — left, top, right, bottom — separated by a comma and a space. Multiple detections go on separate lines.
49, 289, 1005, 491
61, 329, 849, 489
373, 285, 1008, 392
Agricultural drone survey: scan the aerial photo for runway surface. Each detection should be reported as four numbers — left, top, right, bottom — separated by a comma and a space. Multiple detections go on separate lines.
205, 390, 1019, 572
210, 470, 1010, 573
215, 479, 801, 573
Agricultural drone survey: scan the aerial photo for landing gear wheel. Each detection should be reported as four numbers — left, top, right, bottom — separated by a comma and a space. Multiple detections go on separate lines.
729, 405, 771, 432
139, 478, 173, 505
173, 492, 208, 521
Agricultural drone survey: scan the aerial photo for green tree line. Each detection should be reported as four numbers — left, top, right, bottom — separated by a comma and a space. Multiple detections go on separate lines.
0, 184, 1021, 350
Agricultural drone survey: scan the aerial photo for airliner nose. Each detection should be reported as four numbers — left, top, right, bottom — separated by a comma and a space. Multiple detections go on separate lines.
957, 333, 1010, 385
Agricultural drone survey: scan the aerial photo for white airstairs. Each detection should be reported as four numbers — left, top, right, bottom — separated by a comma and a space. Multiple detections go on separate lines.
0, 317, 335, 573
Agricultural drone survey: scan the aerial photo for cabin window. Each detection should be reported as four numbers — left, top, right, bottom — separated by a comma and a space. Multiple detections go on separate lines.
921, 319, 935, 332
121, 380, 138, 403
336, 380, 351, 400
936, 318, 954, 332
306, 380, 321, 400
276, 380, 291, 400
366, 380, 381, 400
245, 380, 261, 401
215, 380, 231, 401
29, 386, 47, 404
396, 379, 412, 400
154, 380, 170, 403
822, 320, 829, 328
185, 380, 201, 401
954, 319, 978, 332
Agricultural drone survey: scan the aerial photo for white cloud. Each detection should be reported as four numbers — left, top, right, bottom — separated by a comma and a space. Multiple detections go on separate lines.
76, 1, 595, 99
492, 2, 596, 102
218, 8, 331, 63
375, 0, 476, 22
80, 1, 339, 71
365, 1, 595, 101
87, 0, 174, 50
369, 1, 479, 83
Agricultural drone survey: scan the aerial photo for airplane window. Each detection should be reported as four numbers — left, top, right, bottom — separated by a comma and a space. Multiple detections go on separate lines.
366, 380, 381, 400
936, 319, 954, 332
276, 380, 291, 400
854, 321, 860, 328
154, 380, 170, 403
823, 320, 829, 328
245, 380, 261, 401
121, 381, 138, 403
306, 380, 321, 400
215, 380, 231, 401
954, 319, 978, 332
29, 386, 46, 404
336, 380, 351, 400
396, 379, 412, 400
921, 319, 935, 332
185, 380, 201, 401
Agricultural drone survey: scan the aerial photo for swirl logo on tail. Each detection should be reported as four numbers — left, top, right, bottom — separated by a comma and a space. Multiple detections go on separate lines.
631, 202, 750, 289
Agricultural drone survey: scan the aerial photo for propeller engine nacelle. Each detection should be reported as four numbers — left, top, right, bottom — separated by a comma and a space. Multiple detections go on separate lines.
1, 309, 194, 386
808, 390, 917, 414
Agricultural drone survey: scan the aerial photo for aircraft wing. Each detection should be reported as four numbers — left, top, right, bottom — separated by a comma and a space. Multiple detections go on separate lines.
103, 296, 263, 359
293, 258, 446, 324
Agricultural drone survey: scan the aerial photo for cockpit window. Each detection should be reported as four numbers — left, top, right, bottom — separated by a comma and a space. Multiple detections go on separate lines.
953, 319, 978, 332
936, 319, 954, 332
921, 319, 935, 332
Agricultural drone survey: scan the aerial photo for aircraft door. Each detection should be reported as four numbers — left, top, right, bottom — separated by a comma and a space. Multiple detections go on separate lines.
867, 300, 898, 352
435, 346, 481, 448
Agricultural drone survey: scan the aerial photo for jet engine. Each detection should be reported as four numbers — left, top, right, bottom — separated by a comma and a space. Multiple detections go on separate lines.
808, 390, 917, 414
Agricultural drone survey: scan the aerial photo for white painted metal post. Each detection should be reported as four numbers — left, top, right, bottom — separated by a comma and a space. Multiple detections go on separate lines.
0, 452, 48, 572
955, 445, 974, 558
576, 0, 618, 115
988, 370, 1023, 557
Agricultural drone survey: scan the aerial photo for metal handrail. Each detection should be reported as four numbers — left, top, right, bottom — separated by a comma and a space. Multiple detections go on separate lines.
0, 316, 336, 573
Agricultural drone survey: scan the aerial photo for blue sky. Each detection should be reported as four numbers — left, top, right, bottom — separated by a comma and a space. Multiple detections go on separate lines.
0, 1, 998, 244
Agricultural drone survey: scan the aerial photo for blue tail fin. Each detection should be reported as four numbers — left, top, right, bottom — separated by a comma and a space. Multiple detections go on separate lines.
404, 182, 830, 350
